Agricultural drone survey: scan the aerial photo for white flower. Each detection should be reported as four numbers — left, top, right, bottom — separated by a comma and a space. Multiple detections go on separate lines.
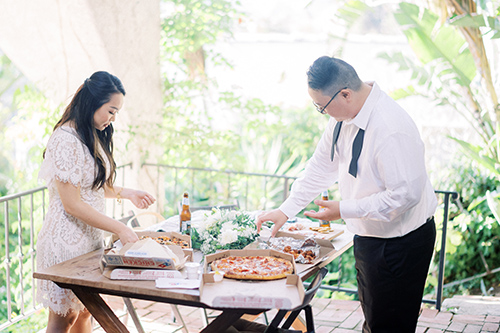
218, 229, 239, 246
200, 230, 211, 242
197, 220, 207, 233
204, 216, 218, 230
240, 227, 255, 238
221, 221, 234, 232
211, 209, 222, 221
194, 208, 258, 254
227, 210, 237, 221
201, 242, 214, 254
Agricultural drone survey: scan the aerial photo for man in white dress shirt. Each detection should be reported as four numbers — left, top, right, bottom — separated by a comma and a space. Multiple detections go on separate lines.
257, 56, 437, 332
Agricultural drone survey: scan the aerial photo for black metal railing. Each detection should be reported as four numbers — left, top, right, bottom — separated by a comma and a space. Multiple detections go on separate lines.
0, 164, 459, 331
0, 186, 47, 331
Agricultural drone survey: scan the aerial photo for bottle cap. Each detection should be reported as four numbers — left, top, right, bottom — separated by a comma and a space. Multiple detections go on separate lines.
322, 190, 328, 197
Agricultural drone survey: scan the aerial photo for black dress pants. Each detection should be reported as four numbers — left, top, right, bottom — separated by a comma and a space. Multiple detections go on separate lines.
354, 217, 436, 333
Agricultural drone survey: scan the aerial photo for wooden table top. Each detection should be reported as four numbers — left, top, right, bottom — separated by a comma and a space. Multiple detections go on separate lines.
34, 223, 353, 308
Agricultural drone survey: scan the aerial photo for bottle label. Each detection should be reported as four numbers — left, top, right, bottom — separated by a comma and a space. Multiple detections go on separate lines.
182, 197, 189, 205
182, 220, 191, 234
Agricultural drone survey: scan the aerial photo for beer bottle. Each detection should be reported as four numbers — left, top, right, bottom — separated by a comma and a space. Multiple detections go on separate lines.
319, 190, 331, 228
180, 192, 191, 235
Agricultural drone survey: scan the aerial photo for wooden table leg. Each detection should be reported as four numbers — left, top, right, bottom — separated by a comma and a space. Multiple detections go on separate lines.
71, 286, 130, 333
200, 309, 245, 333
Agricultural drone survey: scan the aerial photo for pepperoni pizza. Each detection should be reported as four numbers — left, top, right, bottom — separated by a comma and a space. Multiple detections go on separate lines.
210, 255, 294, 280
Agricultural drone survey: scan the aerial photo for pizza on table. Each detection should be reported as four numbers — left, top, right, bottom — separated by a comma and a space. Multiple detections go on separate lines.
210, 255, 294, 280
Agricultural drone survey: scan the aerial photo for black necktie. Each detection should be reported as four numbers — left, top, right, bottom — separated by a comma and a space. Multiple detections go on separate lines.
349, 129, 364, 178
330, 121, 343, 161
330, 122, 365, 178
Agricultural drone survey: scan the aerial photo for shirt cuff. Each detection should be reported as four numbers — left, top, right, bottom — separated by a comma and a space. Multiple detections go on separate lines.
339, 199, 357, 219
279, 199, 302, 219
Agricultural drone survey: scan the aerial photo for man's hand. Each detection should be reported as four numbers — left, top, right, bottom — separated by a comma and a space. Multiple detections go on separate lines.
304, 200, 341, 221
256, 209, 288, 237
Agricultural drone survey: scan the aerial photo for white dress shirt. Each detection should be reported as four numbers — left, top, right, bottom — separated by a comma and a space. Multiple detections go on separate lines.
280, 82, 437, 238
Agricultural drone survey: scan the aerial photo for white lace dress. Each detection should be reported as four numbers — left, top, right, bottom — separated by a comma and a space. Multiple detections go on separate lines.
37, 125, 104, 316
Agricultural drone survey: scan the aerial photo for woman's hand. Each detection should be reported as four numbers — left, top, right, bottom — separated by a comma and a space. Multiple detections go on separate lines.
128, 190, 156, 209
117, 226, 139, 244
105, 186, 156, 209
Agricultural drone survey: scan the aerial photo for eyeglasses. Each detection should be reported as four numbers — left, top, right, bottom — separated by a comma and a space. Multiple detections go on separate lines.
313, 87, 347, 114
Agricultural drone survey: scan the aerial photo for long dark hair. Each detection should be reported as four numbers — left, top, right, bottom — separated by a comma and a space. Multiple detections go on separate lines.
50, 71, 126, 190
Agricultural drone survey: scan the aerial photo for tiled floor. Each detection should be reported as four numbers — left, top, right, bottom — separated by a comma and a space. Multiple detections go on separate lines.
92, 295, 500, 332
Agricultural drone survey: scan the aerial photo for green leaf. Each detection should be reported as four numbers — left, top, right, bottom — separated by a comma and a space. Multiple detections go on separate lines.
486, 191, 500, 225
389, 86, 416, 99
394, 3, 476, 85
449, 14, 486, 28
336, 0, 372, 26
449, 137, 500, 176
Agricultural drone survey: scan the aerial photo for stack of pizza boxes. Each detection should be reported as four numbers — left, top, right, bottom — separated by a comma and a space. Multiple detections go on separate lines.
101, 231, 193, 280
200, 249, 306, 310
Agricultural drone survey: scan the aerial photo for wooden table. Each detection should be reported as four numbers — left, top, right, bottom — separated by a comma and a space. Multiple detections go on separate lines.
34, 224, 353, 333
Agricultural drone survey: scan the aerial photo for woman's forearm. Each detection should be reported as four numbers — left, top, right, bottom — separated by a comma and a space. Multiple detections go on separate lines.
57, 181, 129, 235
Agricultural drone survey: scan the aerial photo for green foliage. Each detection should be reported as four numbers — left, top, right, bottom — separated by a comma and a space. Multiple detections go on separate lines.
449, 13, 500, 38
0, 54, 23, 196
323, 246, 357, 299
393, 3, 476, 86
4, 308, 48, 333
0, 188, 46, 327
161, 0, 239, 64
376, 0, 500, 297
431, 153, 500, 296
156, 0, 323, 214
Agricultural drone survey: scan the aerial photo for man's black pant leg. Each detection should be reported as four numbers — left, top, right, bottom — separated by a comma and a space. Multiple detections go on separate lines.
354, 219, 436, 333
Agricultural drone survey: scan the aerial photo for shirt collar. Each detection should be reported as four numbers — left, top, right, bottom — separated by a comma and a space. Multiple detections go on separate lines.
344, 81, 379, 130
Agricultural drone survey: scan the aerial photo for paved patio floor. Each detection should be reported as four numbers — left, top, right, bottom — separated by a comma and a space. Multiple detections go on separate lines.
91, 295, 500, 333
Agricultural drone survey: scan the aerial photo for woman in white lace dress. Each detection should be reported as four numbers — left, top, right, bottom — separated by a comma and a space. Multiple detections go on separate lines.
37, 71, 155, 333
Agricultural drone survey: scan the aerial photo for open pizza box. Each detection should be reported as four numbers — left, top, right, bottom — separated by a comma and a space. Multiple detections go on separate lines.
200, 249, 305, 310
102, 231, 193, 272
246, 231, 336, 274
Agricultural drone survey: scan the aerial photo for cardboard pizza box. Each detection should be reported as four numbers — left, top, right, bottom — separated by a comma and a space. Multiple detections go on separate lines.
244, 231, 336, 274
102, 239, 192, 270
200, 249, 304, 310
200, 273, 304, 310
101, 267, 184, 280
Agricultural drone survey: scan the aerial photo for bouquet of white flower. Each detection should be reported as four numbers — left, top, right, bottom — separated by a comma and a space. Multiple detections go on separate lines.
191, 207, 259, 254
